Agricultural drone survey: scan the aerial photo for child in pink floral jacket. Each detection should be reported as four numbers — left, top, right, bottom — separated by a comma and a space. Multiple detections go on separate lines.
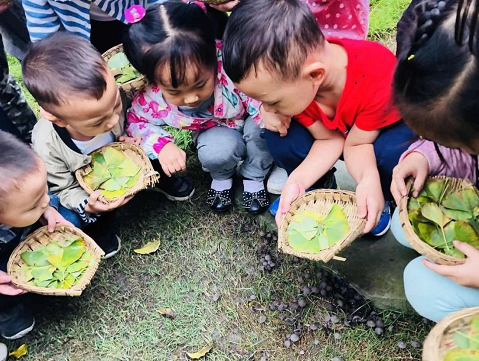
124, 1, 273, 214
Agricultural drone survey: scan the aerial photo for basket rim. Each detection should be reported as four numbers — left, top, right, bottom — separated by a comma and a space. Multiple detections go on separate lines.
399, 175, 476, 265
102, 44, 148, 93
278, 189, 366, 262
422, 306, 479, 360
75, 142, 159, 204
6, 225, 104, 296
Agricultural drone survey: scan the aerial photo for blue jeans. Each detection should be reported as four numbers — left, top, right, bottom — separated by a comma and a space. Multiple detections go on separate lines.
48, 194, 82, 228
264, 120, 415, 201
391, 209, 479, 322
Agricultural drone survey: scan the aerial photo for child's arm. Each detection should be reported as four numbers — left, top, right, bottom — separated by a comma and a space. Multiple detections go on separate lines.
276, 121, 344, 224
343, 125, 383, 233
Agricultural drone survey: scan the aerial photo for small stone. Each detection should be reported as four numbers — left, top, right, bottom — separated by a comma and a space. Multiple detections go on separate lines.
311, 286, 320, 294
300, 350, 305, 355
259, 230, 266, 237
310, 324, 318, 331
334, 332, 341, 340
388, 325, 394, 332
366, 320, 376, 328
265, 255, 272, 261
286, 334, 291, 340
375, 319, 384, 328
284, 340, 291, 348
250, 295, 257, 301
298, 299, 307, 308
397, 341, 407, 349
411, 341, 421, 348
259, 315, 267, 324
314, 339, 320, 345
320, 289, 327, 297
302, 286, 311, 296
324, 315, 331, 323
375, 327, 383, 336
332, 358, 344, 361
290, 334, 300, 343
336, 300, 344, 308
212, 293, 220, 302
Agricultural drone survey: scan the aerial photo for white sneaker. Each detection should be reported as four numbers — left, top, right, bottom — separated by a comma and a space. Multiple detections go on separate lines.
266, 166, 288, 195
0, 343, 7, 361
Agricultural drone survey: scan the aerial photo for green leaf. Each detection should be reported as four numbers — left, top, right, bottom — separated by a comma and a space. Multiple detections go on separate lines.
445, 248, 466, 259
289, 217, 318, 241
287, 229, 321, 254
117, 157, 141, 177
31, 265, 55, 282
421, 203, 450, 227
60, 240, 86, 268
454, 221, 479, 247
421, 178, 448, 203
100, 188, 126, 199
107, 52, 130, 70
125, 172, 141, 188
59, 273, 76, 289
91, 152, 106, 166
103, 147, 125, 168
442, 207, 473, 221
100, 178, 122, 191
21, 248, 50, 267
443, 188, 479, 213
471, 316, 479, 331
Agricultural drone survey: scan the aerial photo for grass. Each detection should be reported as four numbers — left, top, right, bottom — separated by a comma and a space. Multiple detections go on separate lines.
3, 2, 431, 360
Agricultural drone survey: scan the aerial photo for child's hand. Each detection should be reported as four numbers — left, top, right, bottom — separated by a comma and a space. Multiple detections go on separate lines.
85, 191, 133, 213
275, 182, 305, 226
356, 176, 385, 234
424, 241, 479, 288
210, 0, 239, 12
41, 206, 73, 232
118, 135, 142, 145
158, 142, 186, 177
0, 271, 26, 296
260, 105, 291, 136
391, 152, 429, 205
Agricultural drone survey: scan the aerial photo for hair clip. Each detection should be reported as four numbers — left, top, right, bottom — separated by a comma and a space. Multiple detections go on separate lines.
408, 54, 415, 61
125, 5, 146, 24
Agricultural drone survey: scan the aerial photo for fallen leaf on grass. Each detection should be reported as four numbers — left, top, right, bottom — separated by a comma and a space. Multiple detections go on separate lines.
186, 344, 213, 359
158, 308, 175, 319
134, 239, 161, 254
9, 344, 27, 359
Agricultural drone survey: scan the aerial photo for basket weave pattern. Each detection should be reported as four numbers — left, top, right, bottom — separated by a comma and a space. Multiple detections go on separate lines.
399, 176, 476, 265
75, 142, 160, 204
423, 306, 479, 360
7, 225, 105, 296
102, 44, 148, 94
278, 190, 365, 262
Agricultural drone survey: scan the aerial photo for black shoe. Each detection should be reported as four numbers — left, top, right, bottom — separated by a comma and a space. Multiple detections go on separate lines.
243, 189, 270, 215
0, 303, 35, 340
153, 174, 195, 201
206, 189, 232, 213
312, 167, 337, 189
95, 233, 121, 259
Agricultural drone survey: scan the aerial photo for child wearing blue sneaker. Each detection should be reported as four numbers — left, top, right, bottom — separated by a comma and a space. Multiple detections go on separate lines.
390, 0, 479, 322
222, 0, 415, 233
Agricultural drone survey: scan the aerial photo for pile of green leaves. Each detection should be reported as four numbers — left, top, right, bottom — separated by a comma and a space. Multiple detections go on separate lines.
107, 52, 141, 84
408, 178, 479, 258
444, 315, 479, 360
287, 204, 350, 254
83, 147, 141, 199
18, 238, 94, 289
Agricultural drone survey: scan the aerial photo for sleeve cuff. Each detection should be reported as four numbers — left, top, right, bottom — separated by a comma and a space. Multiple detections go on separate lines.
76, 198, 99, 224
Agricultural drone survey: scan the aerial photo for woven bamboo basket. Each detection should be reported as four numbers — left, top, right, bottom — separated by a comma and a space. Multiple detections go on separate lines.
102, 44, 147, 94
7, 225, 104, 296
423, 306, 479, 360
75, 142, 160, 204
399, 176, 477, 266
278, 190, 366, 262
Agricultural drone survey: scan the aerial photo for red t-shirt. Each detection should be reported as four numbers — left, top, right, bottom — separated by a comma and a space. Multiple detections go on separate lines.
294, 38, 401, 136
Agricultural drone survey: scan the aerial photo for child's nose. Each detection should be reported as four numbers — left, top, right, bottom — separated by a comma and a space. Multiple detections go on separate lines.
184, 94, 199, 105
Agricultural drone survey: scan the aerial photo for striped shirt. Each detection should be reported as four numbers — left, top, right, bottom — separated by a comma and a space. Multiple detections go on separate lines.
22, 0, 164, 42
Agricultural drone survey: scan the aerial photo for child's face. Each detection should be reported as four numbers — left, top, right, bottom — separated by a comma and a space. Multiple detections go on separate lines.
0, 159, 50, 228
236, 63, 321, 117
158, 65, 215, 108
44, 67, 122, 137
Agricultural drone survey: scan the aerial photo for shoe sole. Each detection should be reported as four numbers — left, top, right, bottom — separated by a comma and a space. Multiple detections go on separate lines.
2, 320, 35, 340
266, 186, 283, 195
103, 236, 122, 259
371, 218, 392, 237
152, 188, 195, 202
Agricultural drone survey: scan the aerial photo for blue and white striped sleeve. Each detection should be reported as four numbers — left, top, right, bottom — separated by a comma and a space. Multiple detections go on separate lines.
22, 0, 61, 42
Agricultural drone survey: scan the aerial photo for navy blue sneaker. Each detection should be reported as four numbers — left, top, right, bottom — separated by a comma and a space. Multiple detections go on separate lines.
269, 169, 337, 217
370, 201, 392, 237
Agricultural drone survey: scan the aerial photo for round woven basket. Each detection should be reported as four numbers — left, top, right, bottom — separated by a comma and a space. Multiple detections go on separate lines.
7, 225, 105, 296
423, 306, 479, 360
399, 176, 477, 265
75, 142, 160, 204
102, 44, 148, 94
278, 190, 365, 262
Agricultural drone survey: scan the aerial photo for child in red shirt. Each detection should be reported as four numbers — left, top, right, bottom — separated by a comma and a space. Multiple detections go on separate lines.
222, 0, 414, 235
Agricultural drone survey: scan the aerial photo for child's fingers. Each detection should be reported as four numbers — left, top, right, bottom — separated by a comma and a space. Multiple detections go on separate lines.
423, 259, 457, 278
0, 284, 26, 296
47, 216, 57, 232
453, 241, 479, 258
390, 182, 402, 206
107, 196, 126, 210
0, 272, 11, 284
356, 193, 367, 219
412, 168, 427, 198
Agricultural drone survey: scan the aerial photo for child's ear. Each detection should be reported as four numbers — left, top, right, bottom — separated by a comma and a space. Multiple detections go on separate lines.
40, 107, 68, 128
303, 62, 326, 86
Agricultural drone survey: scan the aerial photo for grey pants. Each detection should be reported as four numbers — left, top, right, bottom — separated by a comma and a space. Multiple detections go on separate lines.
196, 117, 273, 181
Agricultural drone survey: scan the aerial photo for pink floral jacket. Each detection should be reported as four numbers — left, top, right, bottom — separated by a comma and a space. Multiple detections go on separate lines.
126, 42, 262, 160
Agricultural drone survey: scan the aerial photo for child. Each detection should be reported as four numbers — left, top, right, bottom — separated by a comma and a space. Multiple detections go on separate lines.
0, 130, 72, 340
123, 1, 273, 214
207, 0, 369, 40
222, 0, 415, 234
390, 0, 479, 322
22, 32, 194, 254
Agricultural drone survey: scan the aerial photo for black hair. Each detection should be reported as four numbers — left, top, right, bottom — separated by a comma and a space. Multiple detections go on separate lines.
222, 0, 324, 83
394, 0, 479, 151
22, 32, 107, 112
123, 1, 216, 87
0, 130, 40, 213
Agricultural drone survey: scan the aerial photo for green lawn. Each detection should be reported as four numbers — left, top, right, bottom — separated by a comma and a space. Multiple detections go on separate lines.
4, 2, 431, 360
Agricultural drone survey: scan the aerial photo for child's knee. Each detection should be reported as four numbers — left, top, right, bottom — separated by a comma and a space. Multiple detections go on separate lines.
197, 141, 244, 170
390, 208, 412, 248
